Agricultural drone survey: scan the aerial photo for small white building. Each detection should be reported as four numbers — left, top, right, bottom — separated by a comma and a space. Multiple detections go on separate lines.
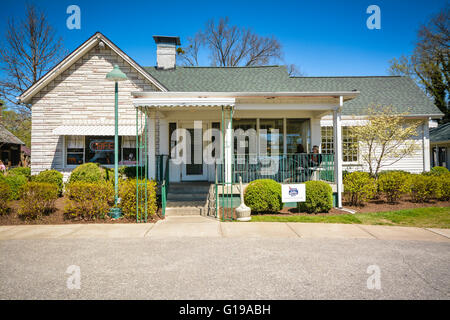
17, 32, 443, 213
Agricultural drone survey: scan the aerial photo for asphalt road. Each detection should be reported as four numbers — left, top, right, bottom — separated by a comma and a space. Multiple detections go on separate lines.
1, 237, 449, 299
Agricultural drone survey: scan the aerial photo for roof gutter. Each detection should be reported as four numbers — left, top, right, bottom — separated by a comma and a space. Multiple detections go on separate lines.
132, 91, 360, 99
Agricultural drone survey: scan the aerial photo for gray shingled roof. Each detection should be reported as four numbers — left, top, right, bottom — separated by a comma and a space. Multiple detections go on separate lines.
144, 65, 442, 117
0, 124, 24, 145
430, 122, 450, 143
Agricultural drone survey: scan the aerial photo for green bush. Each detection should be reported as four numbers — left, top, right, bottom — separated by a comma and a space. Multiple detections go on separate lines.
68, 163, 105, 184
298, 181, 333, 213
64, 181, 114, 220
409, 174, 439, 202
118, 166, 145, 179
31, 170, 64, 195
343, 171, 377, 206
429, 166, 450, 176
377, 171, 410, 203
0, 182, 11, 215
244, 179, 282, 213
437, 174, 450, 201
2, 174, 28, 200
119, 179, 157, 219
17, 182, 58, 219
8, 167, 31, 180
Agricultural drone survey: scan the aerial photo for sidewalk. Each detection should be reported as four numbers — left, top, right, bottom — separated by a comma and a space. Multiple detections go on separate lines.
0, 216, 449, 242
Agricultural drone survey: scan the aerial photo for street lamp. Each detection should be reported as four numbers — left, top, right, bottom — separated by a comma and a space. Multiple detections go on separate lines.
106, 64, 127, 218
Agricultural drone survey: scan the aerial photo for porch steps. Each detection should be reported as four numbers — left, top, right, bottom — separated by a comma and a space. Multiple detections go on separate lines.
165, 182, 210, 216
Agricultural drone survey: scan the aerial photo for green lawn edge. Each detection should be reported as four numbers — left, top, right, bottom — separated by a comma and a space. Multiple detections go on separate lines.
248, 206, 450, 228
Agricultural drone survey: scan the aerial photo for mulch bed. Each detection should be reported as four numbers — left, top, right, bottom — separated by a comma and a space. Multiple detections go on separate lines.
0, 197, 162, 225
222, 195, 450, 219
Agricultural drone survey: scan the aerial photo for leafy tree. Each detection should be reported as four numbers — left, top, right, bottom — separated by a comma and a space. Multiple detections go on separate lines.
350, 106, 422, 176
1, 108, 31, 147
388, 5, 449, 121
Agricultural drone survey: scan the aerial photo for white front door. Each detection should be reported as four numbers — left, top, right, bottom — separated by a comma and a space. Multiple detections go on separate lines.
180, 122, 208, 181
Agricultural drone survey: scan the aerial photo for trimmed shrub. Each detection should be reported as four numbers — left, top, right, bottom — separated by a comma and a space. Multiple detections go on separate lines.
64, 181, 114, 220
298, 181, 333, 213
409, 174, 439, 202
3, 174, 27, 200
343, 171, 377, 206
429, 166, 450, 176
377, 171, 410, 203
244, 179, 283, 213
31, 170, 64, 195
437, 174, 450, 201
8, 167, 31, 181
0, 182, 11, 215
68, 163, 105, 184
119, 179, 157, 219
17, 182, 58, 219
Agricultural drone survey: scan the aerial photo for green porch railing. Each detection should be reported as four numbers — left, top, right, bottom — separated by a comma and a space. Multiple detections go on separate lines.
156, 155, 170, 217
214, 153, 334, 221
136, 109, 148, 223
216, 153, 334, 184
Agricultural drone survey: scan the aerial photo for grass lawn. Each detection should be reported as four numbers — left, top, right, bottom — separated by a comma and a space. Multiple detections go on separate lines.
250, 206, 450, 228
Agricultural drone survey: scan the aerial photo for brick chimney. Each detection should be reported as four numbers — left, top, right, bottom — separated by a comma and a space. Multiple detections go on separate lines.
153, 36, 181, 70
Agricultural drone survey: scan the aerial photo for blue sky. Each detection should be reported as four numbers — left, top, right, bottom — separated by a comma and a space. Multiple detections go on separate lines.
1, 0, 448, 76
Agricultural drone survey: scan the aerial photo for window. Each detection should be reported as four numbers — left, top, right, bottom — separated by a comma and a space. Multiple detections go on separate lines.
259, 119, 283, 155
286, 119, 310, 154
342, 127, 358, 162
66, 136, 84, 165
321, 126, 358, 162
121, 136, 136, 165
233, 119, 257, 155
65, 135, 137, 166
321, 127, 334, 155
169, 122, 177, 156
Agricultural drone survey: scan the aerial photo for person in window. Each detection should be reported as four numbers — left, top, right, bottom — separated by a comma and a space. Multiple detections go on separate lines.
294, 144, 305, 182
310, 145, 322, 167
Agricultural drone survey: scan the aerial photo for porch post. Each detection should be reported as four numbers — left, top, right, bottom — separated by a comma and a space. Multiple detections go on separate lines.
333, 96, 343, 208
423, 119, 431, 172
224, 107, 233, 183
148, 111, 156, 180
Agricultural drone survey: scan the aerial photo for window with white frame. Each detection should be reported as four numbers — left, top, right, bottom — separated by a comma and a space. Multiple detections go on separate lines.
65, 135, 137, 166
320, 126, 358, 162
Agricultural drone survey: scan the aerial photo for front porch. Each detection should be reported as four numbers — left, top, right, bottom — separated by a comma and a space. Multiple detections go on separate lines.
133, 91, 358, 219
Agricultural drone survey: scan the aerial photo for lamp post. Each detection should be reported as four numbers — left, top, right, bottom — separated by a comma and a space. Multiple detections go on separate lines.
106, 64, 127, 218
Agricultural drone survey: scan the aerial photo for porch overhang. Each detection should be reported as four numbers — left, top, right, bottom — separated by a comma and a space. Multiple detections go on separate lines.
133, 97, 236, 109
132, 91, 359, 113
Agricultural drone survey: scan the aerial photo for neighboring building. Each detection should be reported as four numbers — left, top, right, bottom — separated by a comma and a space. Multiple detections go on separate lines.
430, 122, 450, 170
17, 32, 443, 211
0, 123, 25, 167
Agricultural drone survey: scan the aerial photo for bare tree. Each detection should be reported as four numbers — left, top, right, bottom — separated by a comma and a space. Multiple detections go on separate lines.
287, 64, 304, 77
0, 4, 64, 113
177, 17, 283, 67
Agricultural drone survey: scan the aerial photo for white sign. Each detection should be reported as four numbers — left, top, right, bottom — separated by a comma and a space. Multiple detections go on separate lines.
281, 184, 306, 203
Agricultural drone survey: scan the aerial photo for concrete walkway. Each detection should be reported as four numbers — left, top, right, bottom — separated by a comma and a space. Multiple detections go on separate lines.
1, 216, 449, 242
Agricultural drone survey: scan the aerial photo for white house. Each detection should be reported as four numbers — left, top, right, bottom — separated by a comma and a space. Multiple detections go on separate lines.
17, 32, 443, 216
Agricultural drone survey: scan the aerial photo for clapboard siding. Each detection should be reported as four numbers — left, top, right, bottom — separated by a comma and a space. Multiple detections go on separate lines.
30, 45, 159, 174
332, 119, 427, 174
